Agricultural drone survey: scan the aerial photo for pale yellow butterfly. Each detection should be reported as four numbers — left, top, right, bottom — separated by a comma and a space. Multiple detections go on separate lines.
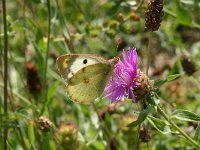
56, 54, 118, 103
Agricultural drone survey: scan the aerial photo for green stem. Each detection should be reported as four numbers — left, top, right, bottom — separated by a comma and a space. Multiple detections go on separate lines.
17, 128, 28, 150
0, 82, 32, 105
55, 0, 75, 53
146, 31, 153, 76
2, 0, 8, 149
134, 0, 145, 11
92, 103, 118, 148
41, 0, 51, 115
157, 106, 200, 149
136, 103, 142, 149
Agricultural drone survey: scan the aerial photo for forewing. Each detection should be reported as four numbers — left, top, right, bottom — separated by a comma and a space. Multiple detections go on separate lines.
56, 54, 109, 83
66, 64, 111, 103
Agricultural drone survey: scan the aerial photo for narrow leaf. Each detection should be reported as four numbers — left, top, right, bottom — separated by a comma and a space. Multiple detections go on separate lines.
154, 79, 167, 87
154, 74, 181, 87
167, 74, 181, 82
147, 94, 159, 106
147, 116, 175, 134
194, 124, 200, 143
171, 109, 200, 122
28, 120, 35, 146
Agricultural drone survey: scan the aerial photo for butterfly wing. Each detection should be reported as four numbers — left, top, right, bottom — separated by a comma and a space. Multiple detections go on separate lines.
56, 54, 109, 83
56, 54, 112, 103
66, 63, 111, 103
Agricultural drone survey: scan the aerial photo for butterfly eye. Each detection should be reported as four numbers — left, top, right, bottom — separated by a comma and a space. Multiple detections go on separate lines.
83, 59, 87, 64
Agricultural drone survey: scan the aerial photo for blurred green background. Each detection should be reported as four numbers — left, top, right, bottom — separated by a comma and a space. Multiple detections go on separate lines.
0, 0, 200, 149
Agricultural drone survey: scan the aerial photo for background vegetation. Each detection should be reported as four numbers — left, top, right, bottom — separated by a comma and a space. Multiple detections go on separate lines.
0, 0, 200, 149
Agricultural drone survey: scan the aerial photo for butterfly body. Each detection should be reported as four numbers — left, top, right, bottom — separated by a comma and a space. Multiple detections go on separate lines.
57, 54, 116, 103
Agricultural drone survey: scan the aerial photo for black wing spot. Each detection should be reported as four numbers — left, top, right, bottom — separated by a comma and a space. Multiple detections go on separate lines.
83, 59, 87, 64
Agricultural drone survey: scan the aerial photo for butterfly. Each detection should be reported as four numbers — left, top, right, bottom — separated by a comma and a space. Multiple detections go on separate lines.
56, 54, 118, 103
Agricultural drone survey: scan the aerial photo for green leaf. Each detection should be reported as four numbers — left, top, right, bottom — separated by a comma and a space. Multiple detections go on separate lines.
167, 74, 181, 82
147, 94, 159, 106
47, 81, 59, 101
29, 144, 35, 150
28, 120, 35, 146
154, 74, 181, 87
175, 1, 193, 27
171, 109, 200, 122
154, 79, 167, 87
194, 124, 200, 143
86, 128, 101, 147
169, 59, 182, 75
147, 116, 175, 134
127, 106, 151, 128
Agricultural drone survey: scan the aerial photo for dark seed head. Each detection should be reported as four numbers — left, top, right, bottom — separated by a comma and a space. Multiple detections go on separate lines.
145, 0, 164, 31
181, 55, 196, 76
25, 61, 42, 94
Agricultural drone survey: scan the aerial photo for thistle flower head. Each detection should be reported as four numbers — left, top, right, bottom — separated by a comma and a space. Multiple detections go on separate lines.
104, 48, 140, 102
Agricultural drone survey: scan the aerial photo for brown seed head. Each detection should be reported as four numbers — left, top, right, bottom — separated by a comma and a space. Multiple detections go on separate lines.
25, 61, 42, 94
145, 0, 164, 31
181, 55, 196, 76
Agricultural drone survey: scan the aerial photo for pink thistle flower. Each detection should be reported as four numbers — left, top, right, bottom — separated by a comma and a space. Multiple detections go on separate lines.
104, 48, 140, 103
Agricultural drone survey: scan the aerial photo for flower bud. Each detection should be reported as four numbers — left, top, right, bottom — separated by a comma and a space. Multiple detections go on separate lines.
38, 116, 53, 132
133, 70, 153, 102
57, 121, 78, 149
129, 12, 140, 21
116, 13, 125, 21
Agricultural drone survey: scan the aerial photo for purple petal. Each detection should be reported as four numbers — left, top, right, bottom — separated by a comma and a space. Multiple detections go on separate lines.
104, 48, 140, 103
129, 89, 136, 102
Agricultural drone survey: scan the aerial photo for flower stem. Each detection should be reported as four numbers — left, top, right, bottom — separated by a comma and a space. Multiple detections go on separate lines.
2, 0, 8, 149
40, 0, 51, 115
134, 0, 145, 11
157, 106, 200, 149
146, 31, 153, 76
55, 0, 75, 53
